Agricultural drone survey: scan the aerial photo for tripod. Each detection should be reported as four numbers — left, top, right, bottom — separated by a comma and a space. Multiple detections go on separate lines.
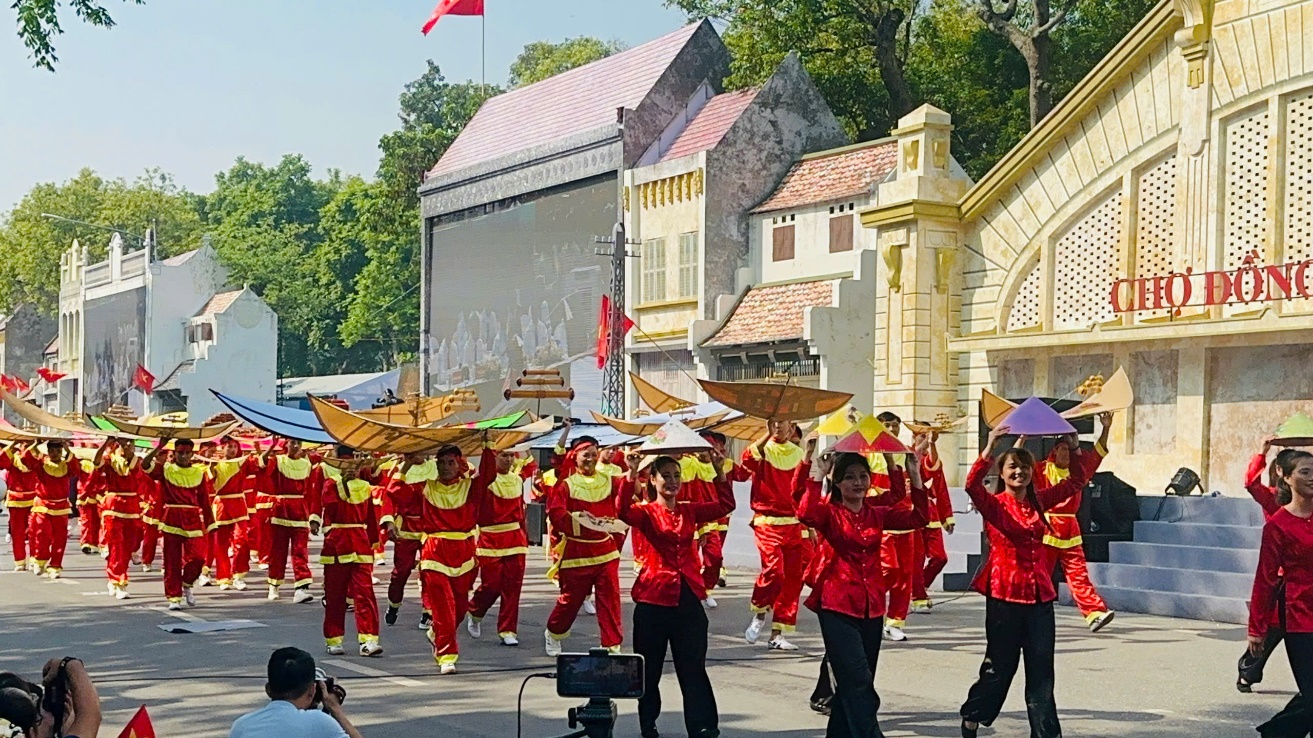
550, 697, 617, 738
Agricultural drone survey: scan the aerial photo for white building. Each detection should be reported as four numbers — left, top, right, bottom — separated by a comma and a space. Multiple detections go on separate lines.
53, 234, 277, 421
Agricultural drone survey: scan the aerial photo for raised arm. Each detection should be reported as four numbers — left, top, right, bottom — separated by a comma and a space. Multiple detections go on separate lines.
688, 447, 737, 523
1245, 440, 1280, 516
796, 453, 832, 534
882, 468, 929, 531
1248, 522, 1284, 643
615, 476, 646, 530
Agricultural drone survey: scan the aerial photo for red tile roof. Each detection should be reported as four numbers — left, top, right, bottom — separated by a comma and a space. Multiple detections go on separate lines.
659, 88, 759, 163
702, 279, 836, 347
429, 24, 704, 179
197, 290, 243, 316
753, 140, 898, 214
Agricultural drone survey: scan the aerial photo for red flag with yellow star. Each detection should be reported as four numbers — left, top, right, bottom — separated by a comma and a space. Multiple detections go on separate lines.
117, 706, 155, 738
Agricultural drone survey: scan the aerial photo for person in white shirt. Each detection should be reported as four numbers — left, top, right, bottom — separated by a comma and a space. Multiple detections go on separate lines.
230, 647, 362, 738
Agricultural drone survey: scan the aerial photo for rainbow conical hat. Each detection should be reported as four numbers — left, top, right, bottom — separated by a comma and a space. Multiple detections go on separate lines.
999, 397, 1077, 436
832, 415, 911, 454
1272, 412, 1313, 447
637, 419, 712, 455
816, 407, 859, 436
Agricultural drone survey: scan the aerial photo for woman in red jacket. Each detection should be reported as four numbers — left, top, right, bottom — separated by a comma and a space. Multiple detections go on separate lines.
959, 413, 1109, 738
619, 448, 736, 738
1238, 438, 1299, 693
1249, 449, 1313, 737
797, 438, 928, 738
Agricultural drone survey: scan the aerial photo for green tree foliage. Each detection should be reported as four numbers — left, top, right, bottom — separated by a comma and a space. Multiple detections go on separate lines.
507, 36, 625, 88
12, 0, 143, 71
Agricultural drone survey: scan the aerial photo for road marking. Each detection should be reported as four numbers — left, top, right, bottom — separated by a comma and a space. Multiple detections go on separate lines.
147, 606, 205, 623
321, 659, 425, 688
80, 591, 110, 596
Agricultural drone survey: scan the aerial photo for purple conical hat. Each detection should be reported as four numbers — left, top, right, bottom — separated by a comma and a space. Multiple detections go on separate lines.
1002, 397, 1078, 436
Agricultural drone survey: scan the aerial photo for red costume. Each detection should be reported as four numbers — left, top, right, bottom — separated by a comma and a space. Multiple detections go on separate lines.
1249, 505, 1313, 734
679, 456, 748, 595
545, 457, 626, 650
261, 453, 322, 591
319, 469, 381, 652
76, 459, 105, 554
139, 475, 162, 569
208, 456, 256, 587
382, 460, 432, 615
1244, 453, 1283, 518
866, 453, 917, 630
1035, 444, 1110, 624
619, 476, 737, 605
742, 441, 807, 633
24, 448, 82, 575
912, 453, 954, 608
468, 452, 536, 641
0, 446, 38, 568
145, 460, 215, 603
98, 454, 145, 591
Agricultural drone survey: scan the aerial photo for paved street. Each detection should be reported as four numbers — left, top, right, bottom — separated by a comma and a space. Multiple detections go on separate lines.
0, 531, 1293, 738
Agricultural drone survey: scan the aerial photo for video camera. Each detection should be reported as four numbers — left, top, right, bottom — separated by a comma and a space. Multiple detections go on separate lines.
312, 667, 347, 713
550, 649, 644, 738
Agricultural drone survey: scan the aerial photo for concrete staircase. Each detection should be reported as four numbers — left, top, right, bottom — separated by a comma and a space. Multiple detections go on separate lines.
935, 487, 985, 591
1062, 495, 1264, 624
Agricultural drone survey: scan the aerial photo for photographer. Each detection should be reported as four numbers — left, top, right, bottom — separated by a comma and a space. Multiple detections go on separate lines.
230, 647, 362, 738
0, 657, 102, 738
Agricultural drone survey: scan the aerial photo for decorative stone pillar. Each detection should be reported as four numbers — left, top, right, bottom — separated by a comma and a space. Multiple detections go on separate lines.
1173, 0, 1216, 275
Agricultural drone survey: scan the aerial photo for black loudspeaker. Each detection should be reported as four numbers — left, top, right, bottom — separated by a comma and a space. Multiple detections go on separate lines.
1079, 471, 1139, 536
1166, 467, 1202, 496
525, 502, 546, 547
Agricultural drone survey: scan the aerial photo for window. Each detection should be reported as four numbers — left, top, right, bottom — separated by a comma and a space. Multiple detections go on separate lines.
187, 322, 214, 343
772, 224, 795, 261
641, 238, 667, 303
829, 214, 854, 253
677, 232, 698, 299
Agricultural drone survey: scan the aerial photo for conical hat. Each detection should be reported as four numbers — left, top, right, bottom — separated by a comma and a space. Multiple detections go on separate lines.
905, 413, 968, 435
980, 389, 1018, 429
637, 420, 712, 455
816, 407, 858, 436
832, 415, 911, 454
1060, 367, 1135, 419
697, 379, 853, 422
999, 397, 1077, 436
1272, 412, 1313, 447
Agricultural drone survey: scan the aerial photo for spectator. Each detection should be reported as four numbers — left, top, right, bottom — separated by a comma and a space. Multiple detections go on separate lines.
230, 647, 362, 738
0, 657, 103, 738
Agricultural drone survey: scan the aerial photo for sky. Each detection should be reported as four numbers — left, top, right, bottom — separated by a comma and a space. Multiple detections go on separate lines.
0, 0, 691, 211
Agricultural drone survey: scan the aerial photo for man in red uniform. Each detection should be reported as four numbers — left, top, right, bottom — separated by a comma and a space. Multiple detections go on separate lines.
467, 447, 536, 647
138, 471, 162, 571
382, 452, 433, 630
208, 438, 256, 590
912, 430, 955, 613
0, 442, 39, 571
76, 456, 105, 556
261, 438, 322, 603
143, 439, 214, 609
320, 448, 383, 657
94, 438, 145, 599
545, 432, 626, 657
23, 440, 82, 578
742, 420, 807, 651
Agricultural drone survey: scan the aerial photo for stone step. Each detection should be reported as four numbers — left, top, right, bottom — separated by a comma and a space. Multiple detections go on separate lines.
1061, 583, 1249, 625
1132, 520, 1262, 549
1087, 562, 1254, 599
1137, 494, 1267, 527
1108, 541, 1260, 574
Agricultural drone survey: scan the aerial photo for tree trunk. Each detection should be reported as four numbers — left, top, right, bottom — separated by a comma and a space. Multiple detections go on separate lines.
1028, 28, 1053, 126
873, 8, 916, 121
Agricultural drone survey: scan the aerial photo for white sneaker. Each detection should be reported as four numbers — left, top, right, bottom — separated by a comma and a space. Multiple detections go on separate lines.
545, 630, 563, 657
293, 587, 315, 604
267, 585, 280, 601
744, 616, 766, 644
883, 625, 907, 642
258, 562, 269, 571
582, 598, 596, 615
167, 601, 183, 611
912, 602, 932, 614
196, 574, 212, 587
467, 615, 482, 639
219, 582, 232, 591
418, 613, 433, 631
141, 564, 152, 573
326, 644, 346, 656
233, 578, 248, 591
1089, 611, 1116, 633
360, 641, 383, 657
46, 568, 61, 579
131, 553, 142, 566
107, 581, 117, 594
501, 634, 520, 647
100, 549, 109, 560
703, 597, 718, 610
12, 563, 24, 572
183, 587, 196, 607
768, 636, 799, 651
114, 587, 130, 600
439, 662, 456, 675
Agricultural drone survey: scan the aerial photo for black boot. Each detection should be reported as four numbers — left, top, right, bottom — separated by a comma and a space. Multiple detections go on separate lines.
385, 605, 399, 626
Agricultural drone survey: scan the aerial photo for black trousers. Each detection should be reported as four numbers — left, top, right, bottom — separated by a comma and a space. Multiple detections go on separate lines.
960, 598, 1060, 738
812, 656, 834, 704
817, 610, 885, 738
1258, 632, 1313, 738
1242, 585, 1287, 685
632, 582, 718, 737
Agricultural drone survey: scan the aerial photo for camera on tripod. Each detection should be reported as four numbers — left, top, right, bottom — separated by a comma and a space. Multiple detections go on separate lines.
551, 648, 645, 738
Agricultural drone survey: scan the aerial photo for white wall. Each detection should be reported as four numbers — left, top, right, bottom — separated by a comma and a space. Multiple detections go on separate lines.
179, 291, 277, 419
753, 197, 878, 285
147, 245, 227, 381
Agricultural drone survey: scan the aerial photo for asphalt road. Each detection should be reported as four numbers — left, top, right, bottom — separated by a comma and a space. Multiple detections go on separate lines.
0, 528, 1294, 738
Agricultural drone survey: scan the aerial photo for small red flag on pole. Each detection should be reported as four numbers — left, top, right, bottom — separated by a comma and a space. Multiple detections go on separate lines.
421, 0, 485, 35
133, 365, 156, 395
116, 705, 156, 738
37, 367, 67, 384
596, 295, 635, 369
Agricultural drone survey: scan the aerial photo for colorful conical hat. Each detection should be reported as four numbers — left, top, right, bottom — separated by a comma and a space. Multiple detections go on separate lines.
1272, 412, 1313, 447
832, 415, 911, 454
1000, 397, 1077, 436
980, 389, 1018, 429
816, 407, 859, 436
637, 420, 712, 455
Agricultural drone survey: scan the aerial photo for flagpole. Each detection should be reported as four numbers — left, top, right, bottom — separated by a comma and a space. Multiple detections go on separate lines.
481, 13, 486, 95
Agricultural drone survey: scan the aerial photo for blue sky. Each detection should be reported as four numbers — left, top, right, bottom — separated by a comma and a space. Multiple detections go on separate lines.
0, 0, 690, 210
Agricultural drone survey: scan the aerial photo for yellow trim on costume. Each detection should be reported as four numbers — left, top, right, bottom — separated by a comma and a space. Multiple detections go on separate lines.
695, 521, 720, 537
885, 618, 905, 628
479, 522, 522, 534
1043, 534, 1084, 548
5, 499, 36, 509
558, 550, 620, 570
334, 478, 373, 504
325, 636, 344, 647
42, 459, 71, 477
541, 470, 557, 487
927, 521, 943, 529
477, 546, 529, 557
163, 463, 205, 489
565, 473, 611, 502
210, 459, 244, 492
750, 441, 804, 471
596, 462, 623, 478
270, 517, 311, 528
680, 456, 717, 483
275, 455, 312, 480
325, 523, 368, 531
403, 460, 438, 484
419, 558, 477, 577
426, 529, 476, 541
423, 477, 472, 509
1042, 462, 1070, 488
102, 510, 142, 520
32, 505, 72, 516
157, 523, 205, 538
320, 553, 376, 565
490, 473, 522, 499
751, 515, 799, 527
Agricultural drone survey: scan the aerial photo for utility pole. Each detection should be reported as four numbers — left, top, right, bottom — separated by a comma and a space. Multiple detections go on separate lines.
597, 106, 636, 417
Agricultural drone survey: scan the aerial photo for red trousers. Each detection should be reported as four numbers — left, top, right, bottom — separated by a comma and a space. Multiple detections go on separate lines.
912, 527, 949, 603
268, 524, 312, 588
210, 524, 244, 584
140, 524, 159, 566
7, 506, 31, 565
230, 520, 251, 577
103, 516, 140, 587
30, 512, 70, 570
881, 532, 915, 627
469, 554, 526, 638
750, 523, 806, 631
421, 568, 477, 665
162, 533, 205, 601
700, 529, 726, 593
546, 559, 623, 648
251, 508, 271, 565
324, 563, 380, 645
78, 502, 101, 550
387, 538, 422, 609
1048, 544, 1108, 618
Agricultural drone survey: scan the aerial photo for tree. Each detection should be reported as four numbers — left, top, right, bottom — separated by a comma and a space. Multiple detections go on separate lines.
975, 0, 1077, 127
507, 36, 625, 88
12, 0, 143, 71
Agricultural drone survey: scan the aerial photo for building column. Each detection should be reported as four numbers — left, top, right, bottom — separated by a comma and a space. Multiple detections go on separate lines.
1176, 345, 1210, 490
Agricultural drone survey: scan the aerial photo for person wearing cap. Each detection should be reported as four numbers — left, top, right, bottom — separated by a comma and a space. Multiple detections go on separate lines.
741, 419, 808, 651
143, 438, 216, 610
94, 437, 146, 599
0, 442, 40, 571
260, 438, 324, 604
544, 422, 628, 657
466, 447, 537, 647
381, 451, 434, 630
208, 438, 258, 591
319, 447, 383, 657
20, 440, 83, 579
911, 430, 955, 614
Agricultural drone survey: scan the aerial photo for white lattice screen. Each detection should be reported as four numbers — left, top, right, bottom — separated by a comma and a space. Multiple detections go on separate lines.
1285, 90, 1313, 265
1222, 108, 1270, 269
1006, 261, 1043, 332
1053, 192, 1122, 330
1135, 155, 1177, 276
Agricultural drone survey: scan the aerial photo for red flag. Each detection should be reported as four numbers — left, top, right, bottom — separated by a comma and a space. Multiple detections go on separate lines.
421, 0, 484, 35
116, 705, 156, 738
37, 367, 66, 384
11, 376, 29, 395
0, 376, 13, 394
133, 365, 156, 395
595, 295, 636, 369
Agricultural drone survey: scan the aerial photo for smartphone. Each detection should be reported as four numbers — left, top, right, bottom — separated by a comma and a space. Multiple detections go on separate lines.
555, 652, 645, 699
